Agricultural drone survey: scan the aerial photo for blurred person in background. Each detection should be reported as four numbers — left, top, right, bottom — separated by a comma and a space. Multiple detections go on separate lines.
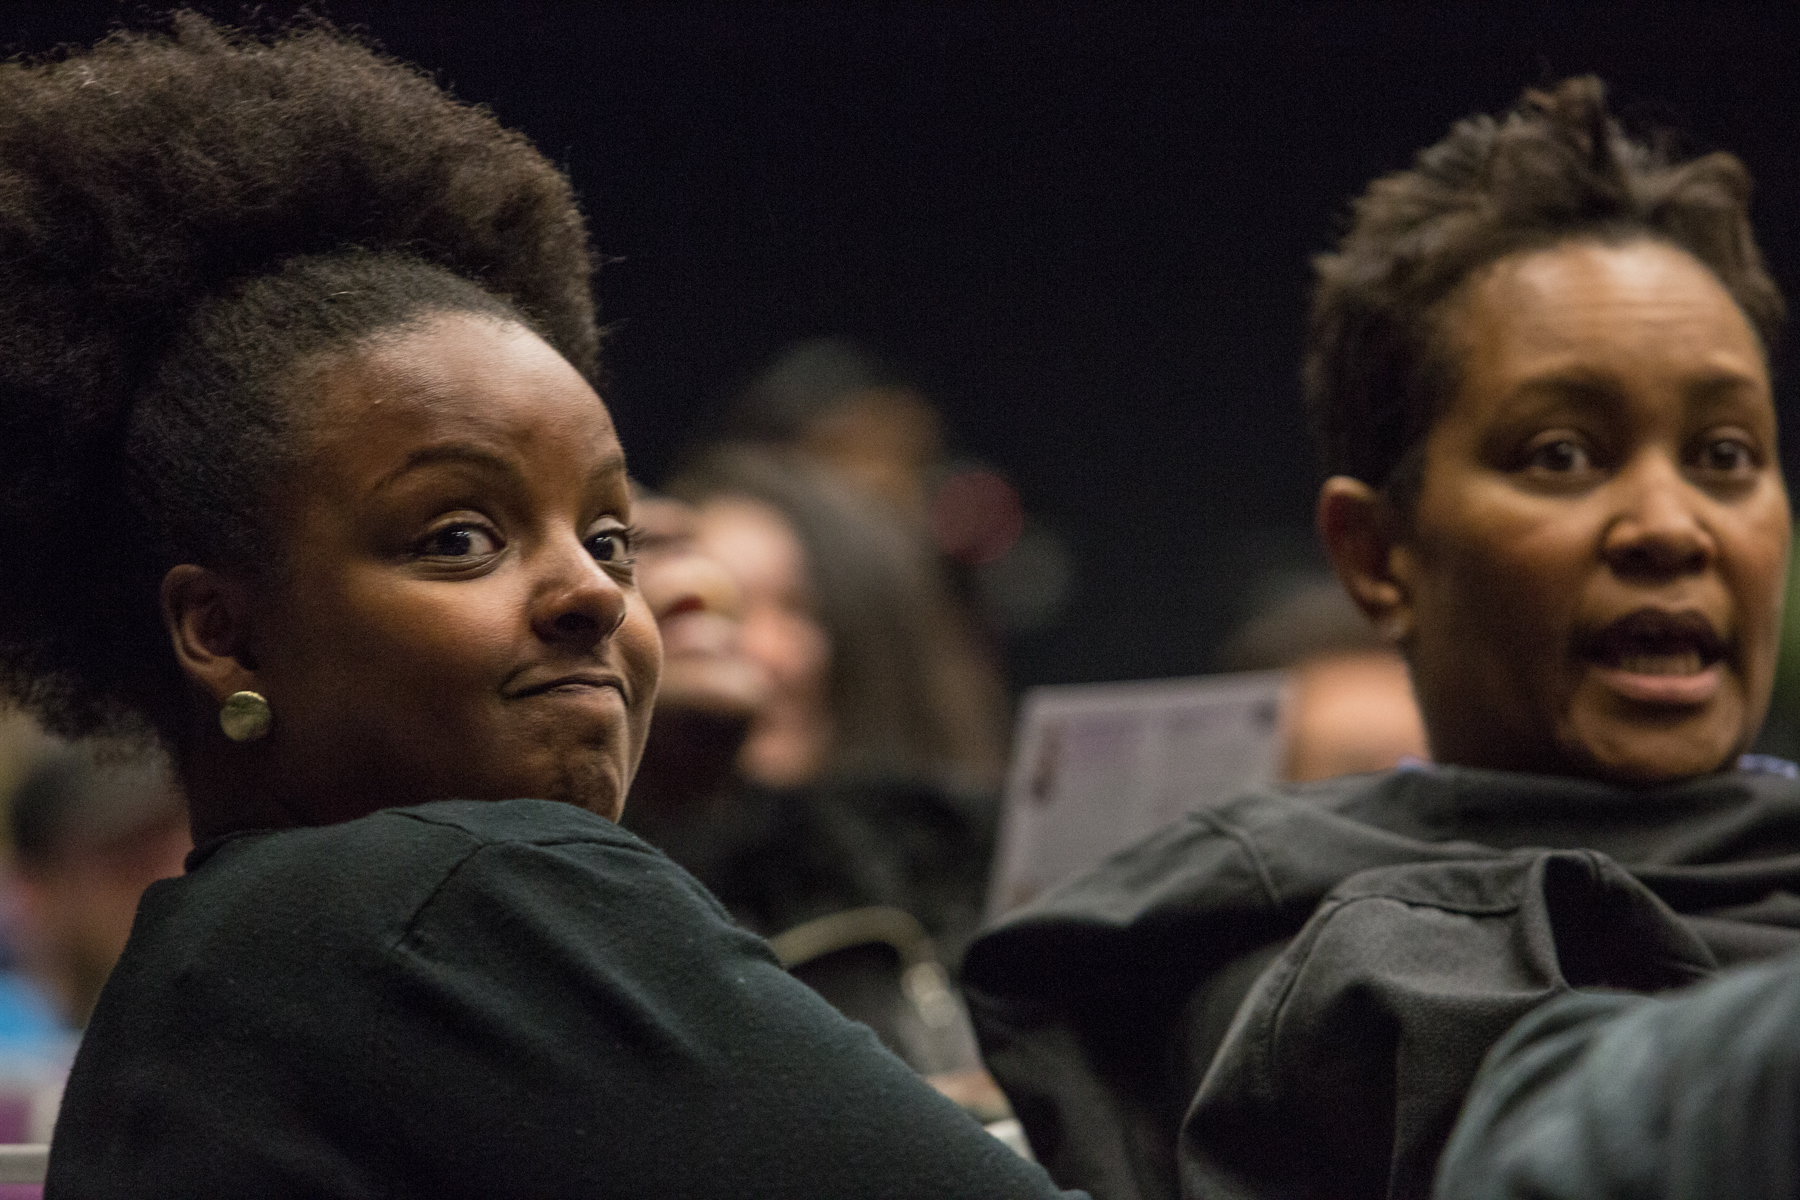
5, 744, 191, 1030
1217, 576, 1428, 781
623, 481, 1005, 1110
0, 711, 53, 806
0, 712, 70, 1072
724, 337, 945, 526
683, 485, 834, 790
726, 335, 1064, 681
664, 446, 1005, 948
620, 486, 768, 890
623, 486, 767, 813
0, 729, 185, 1143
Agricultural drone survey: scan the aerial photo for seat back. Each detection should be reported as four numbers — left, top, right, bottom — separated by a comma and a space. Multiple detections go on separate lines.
0, 1142, 47, 1196
769, 906, 985, 1079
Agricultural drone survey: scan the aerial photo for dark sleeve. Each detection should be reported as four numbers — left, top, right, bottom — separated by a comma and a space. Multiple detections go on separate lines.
1179, 851, 1717, 1200
374, 834, 1084, 1200
962, 803, 1335, 1200
1435, 953, 1800, 1200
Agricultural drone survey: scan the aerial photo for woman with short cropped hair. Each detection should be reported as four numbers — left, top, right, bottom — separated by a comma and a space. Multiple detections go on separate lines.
963, 77, 1796, 1200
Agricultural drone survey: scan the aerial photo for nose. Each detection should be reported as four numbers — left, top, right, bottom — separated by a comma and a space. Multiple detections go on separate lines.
1600, 454, 1715, 581
638, 548, 743, 624
529, 536, 629, 649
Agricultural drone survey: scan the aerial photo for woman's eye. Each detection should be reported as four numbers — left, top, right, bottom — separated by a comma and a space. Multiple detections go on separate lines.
419, 523, 500, 560
1525, 438, 1592, 474
585, 525, 636, 565
1697, 437, 1757, 475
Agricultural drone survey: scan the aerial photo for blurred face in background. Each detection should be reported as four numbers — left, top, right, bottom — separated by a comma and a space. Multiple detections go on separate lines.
1282, 651, 1427, 782
693, 497, 834, 788
5, 751, 191, 1028
632, 490, 768, 720
797, 387, 944, 523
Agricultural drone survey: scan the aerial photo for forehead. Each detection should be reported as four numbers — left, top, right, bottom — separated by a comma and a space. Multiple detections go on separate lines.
1445, 239, 1770, 417
696, 498, 809, 585
632, 492, 698, 541
300, 313, 621, 484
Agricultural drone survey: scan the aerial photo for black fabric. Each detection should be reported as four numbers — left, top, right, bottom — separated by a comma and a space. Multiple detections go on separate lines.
1436, 950, 1800, 1200
623, 772, 997, 1073
47, 798, 1079, 1199
623, 771, 997, 957
960, 765, 1800, 1200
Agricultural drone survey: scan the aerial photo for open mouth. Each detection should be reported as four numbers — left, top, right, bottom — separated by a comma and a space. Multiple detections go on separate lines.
1581, 609, 1726, 675
1579, 610, 1728, 705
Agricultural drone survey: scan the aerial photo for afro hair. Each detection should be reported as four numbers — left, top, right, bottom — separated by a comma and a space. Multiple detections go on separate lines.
0, 12, 600, 741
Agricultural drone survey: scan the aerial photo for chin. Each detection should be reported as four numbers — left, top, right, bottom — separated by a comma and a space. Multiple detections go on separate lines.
517, 754, 628, 822
567, 783, 626, 822
657, 664, 767, 722
1566, 723, 1745, 786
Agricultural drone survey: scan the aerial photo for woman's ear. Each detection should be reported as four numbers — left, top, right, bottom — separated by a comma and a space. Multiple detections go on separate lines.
160, 564, 262, 705
1317, 476, 1413, 646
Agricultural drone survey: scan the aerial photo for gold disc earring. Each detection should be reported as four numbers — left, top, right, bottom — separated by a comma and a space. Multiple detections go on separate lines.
219, 690, 273, 743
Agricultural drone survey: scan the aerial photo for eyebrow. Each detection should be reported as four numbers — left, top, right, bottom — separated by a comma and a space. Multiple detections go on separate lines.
1509, 366, 1765, 411
371, 442, 628, 493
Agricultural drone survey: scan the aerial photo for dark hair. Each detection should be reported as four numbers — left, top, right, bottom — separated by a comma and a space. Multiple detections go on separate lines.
1306, 75, 1784, 505
669, 446, 1004, 785
725, 337, 913, 442
0, 13, 598, 742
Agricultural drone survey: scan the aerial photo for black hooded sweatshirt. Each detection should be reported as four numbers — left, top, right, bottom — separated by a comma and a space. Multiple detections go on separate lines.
961, 761, 1800, 1200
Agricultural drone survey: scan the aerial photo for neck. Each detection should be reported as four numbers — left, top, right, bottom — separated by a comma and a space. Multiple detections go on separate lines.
178, 733, 308, 844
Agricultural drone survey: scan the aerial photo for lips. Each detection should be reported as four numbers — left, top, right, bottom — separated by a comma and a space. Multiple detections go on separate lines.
506, 671, 625, 700
1579, 609, 1728, 706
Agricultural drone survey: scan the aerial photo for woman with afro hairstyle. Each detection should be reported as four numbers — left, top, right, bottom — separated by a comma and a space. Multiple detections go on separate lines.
962, 78, 1797, 1200
0, 15, 1079, 1199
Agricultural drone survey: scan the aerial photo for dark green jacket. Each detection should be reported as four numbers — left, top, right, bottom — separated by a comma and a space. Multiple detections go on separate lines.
51, 799, 1077, 1199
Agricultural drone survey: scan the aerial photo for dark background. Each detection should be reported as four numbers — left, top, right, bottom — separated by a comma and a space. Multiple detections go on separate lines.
11, 2, 1800, 692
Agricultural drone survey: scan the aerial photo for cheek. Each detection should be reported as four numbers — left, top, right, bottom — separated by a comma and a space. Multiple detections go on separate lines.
1725, 501, 1792, 657
632, 555, 688, 617
374, 600, 508, 682
783, 619, 832, 695
287, 574, 516, 710
1407, 498, 1591, 706
619, 601, 663, 713
1747, 490, 1790, 584
741, 610, 829, 686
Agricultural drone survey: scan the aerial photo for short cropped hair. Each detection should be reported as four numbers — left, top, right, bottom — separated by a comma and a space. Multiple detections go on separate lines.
1306, 76, 1784, 505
